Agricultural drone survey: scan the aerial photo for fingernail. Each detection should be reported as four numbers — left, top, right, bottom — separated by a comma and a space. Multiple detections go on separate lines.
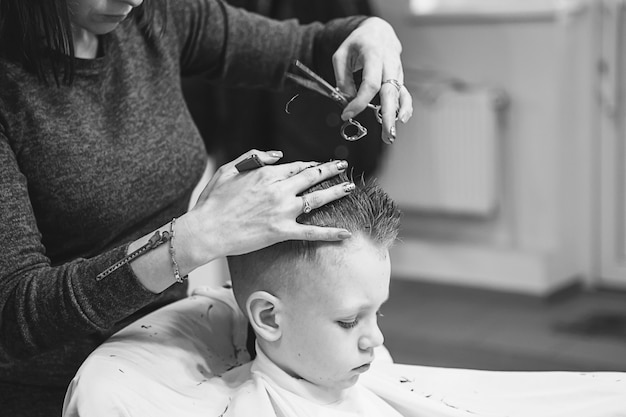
269, 150, 283, 158
336, 160, 348, 171
343, 182, 355, 193
390, 125, 396, 139
338, 230, 352, 239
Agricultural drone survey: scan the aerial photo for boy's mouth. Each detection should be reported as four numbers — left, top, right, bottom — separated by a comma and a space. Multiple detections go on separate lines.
353, 363, 371, 373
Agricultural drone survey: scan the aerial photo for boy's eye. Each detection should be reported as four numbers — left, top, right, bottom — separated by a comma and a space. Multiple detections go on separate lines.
337, 319, 359, 329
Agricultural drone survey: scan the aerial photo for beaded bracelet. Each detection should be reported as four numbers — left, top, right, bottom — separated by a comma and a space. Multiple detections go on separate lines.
96, 218, 187, 283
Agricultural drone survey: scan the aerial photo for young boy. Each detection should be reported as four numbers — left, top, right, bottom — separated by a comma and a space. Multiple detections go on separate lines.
64, 174, 626, 417
227, 172, 404, 415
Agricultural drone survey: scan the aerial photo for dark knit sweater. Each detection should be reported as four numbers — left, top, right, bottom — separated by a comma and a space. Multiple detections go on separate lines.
0, 0, 364, 414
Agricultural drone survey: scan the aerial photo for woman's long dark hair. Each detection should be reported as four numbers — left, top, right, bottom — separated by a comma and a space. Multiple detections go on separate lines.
0, 0, 166, 86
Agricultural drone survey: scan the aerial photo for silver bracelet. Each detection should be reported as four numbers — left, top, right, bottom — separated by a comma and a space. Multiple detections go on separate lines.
97, 218, 188, 284
97, 230, 169, 281
169, 218, 187, 283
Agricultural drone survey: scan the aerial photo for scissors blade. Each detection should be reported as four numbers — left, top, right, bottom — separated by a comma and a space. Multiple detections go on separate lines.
285, 73, 334, 98
286, 60, 350, 107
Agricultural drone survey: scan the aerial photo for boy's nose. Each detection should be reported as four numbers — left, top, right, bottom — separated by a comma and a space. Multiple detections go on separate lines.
358, 323, 385, 351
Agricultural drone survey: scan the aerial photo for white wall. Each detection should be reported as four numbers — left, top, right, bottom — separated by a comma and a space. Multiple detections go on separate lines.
371, 0, 599, 295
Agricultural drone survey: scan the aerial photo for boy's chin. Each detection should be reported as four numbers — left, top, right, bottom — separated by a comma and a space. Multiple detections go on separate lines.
327, 374, 361, 391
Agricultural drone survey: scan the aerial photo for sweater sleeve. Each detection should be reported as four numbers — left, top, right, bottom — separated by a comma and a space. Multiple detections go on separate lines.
0, 125, 159, 363
170, 0, 366, 88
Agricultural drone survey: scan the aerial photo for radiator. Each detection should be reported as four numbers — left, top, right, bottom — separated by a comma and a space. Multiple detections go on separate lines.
379, 85, 507, 217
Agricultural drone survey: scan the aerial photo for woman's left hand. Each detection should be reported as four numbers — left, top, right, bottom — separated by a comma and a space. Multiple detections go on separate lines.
332, 17, 413, 144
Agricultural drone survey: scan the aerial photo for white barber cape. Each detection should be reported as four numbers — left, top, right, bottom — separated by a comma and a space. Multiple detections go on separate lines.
63, 286, 626, 417
227, 345, 404, 417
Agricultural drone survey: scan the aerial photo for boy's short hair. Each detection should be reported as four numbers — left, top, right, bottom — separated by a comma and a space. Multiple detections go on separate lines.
228, 171, 401, 312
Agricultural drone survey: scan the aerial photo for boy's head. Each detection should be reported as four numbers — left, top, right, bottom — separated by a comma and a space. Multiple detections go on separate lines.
228, 172, 400, 392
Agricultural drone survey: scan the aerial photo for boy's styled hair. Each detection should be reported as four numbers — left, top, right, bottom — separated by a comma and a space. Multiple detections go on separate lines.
0, 0, 167, 85
228, 171, 401, 312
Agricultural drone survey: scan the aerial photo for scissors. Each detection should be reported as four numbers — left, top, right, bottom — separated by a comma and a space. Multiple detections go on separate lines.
285, 60, 384, 141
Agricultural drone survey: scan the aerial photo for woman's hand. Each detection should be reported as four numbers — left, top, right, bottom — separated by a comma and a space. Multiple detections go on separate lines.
177, 150, 354, 273
333, 17, 413, 144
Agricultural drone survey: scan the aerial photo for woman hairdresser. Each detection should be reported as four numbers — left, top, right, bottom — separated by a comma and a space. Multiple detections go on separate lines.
0, 0, 412, 414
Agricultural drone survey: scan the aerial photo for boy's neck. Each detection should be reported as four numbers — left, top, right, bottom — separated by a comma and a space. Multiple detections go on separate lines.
253, 343, 349, 405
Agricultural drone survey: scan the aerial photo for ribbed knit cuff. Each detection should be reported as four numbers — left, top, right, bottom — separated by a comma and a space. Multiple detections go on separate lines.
72, 244, 160, 329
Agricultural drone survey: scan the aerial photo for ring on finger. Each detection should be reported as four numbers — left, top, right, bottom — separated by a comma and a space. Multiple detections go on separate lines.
382, 79, 403, 93
301, 195, 312, 214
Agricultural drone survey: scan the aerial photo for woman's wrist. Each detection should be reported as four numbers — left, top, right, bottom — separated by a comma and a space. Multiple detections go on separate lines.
126, 222, 176, 293
173, 213, 221, 273
126, 217, 211, 294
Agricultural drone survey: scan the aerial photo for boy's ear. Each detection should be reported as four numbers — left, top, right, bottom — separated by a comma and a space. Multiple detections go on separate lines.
246, 291, 282, 342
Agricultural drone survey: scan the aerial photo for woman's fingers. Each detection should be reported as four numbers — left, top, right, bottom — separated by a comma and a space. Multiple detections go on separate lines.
233, 157, 355, 222
295, 181, 356, 216
227, 149, 284, 174
289, 224, 352, 242
398, 84, 413, 123
261, 160, 322, 182
245, 149, 283, 165
332, 17, 413, 144
379, 79, 402, 144
284, 180, 357, 242
188, 151, 356, 263
334, 44, 379, 120
279, 159, 349, 191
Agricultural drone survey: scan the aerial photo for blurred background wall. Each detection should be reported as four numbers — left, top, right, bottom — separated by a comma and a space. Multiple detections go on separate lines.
371, 0, 626, 296
187, 0, 626, 298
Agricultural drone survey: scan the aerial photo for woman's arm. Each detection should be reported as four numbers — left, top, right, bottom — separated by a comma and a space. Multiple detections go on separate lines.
169, 0, 412, 144
170, 0, 365, 88
0, 130, 159, 362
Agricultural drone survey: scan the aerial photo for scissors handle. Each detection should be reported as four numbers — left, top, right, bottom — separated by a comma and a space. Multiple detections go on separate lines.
286, 60, 394, 142
368, 103, 400, 125
368, 104, 383, 124
341, 119, 368, 141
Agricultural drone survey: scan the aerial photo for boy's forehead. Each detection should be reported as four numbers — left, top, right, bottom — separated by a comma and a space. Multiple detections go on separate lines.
316, 233, 386, 261
296, 235, 390, 294
314, 235, 372, 266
